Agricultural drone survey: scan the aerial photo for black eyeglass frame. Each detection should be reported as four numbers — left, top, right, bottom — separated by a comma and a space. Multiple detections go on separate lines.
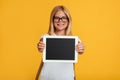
53, 16, 69, 22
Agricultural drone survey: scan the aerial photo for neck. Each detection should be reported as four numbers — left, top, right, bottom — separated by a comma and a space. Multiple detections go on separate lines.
55, 30, 66, 36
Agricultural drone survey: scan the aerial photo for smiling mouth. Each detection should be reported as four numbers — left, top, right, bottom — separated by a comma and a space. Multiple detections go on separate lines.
57, 23, 65, 26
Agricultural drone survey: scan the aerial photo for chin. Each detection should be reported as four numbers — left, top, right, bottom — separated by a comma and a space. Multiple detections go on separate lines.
56, 27, 66, 31
56, 28, 64, 31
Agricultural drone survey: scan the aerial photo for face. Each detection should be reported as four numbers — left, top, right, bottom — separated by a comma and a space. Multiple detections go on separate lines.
53, 10, 68, 31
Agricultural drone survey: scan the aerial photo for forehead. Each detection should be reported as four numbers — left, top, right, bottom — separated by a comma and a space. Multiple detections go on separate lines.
54, 10, 66, 17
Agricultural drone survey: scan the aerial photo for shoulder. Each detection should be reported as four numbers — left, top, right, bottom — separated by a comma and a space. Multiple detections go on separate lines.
77, 36, 82, 42
40, 34, 49, 39
72, 35, 82, 42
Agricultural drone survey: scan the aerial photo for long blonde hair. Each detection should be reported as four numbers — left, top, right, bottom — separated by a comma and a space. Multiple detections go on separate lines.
48, 5, 72, 35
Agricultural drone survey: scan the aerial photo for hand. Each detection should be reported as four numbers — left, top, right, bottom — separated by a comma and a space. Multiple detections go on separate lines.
76, 42, 85, 54
37, 40, 45, 53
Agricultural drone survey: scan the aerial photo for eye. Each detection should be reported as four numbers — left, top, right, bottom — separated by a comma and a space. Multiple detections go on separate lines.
54, 16, 59, 19
62, 16, 68, 19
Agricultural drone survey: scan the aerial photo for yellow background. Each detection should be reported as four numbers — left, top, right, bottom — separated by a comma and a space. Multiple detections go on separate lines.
0, 0, 120, 80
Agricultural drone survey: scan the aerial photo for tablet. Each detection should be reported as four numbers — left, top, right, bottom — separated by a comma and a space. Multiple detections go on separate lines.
43, 36, 78, 63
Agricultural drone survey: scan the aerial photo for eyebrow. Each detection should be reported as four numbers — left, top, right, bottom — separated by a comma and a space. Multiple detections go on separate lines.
54, 16, 67, 17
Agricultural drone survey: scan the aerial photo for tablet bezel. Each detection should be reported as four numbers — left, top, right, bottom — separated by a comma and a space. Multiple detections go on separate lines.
43, 36, 78, 63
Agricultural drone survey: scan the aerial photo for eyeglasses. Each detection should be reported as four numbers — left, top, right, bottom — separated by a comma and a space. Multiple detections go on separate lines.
53, 16, 68, 22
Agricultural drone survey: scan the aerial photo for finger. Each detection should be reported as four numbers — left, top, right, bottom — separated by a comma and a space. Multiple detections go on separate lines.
75, 47, 80, 52
39, 41, 44, 44
39, 48, 43, 52
78, 42, 83, 45
78, 46, 84, 50
40, 48, 43, 51
78, 45, 85, 49
79, 47, 84, 49
38, 46, 44, 49
78, 49, 84, 53
39, 43, 45, 46
78, 42, 84, 46
78, 46, 83, 48
38, 44, 45, 48
77, 45, 83, 49
76, 45, 84, 51
38, 44, 44, 47
38, 41, 43, 45
75, 45, 79, 50
40, 41, 45, 44
38, 42, 45, 46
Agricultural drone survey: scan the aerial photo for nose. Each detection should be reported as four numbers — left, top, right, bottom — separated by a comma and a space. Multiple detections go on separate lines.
58, 18, 62, 22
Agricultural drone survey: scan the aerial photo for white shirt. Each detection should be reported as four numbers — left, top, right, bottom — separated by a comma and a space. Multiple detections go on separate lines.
40, 34, 81, 80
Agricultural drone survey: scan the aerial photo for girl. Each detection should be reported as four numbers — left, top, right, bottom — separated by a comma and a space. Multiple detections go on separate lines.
37, 5, 84, 80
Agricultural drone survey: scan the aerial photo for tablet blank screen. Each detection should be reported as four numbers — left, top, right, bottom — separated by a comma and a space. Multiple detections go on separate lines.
46, 38, 75, 60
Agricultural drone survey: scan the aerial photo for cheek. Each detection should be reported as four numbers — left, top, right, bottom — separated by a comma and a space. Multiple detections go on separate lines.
53, 22, 57, 27
65, 22, 69, 27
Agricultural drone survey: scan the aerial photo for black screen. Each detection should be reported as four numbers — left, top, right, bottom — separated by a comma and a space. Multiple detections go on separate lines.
46, 38, 75, 60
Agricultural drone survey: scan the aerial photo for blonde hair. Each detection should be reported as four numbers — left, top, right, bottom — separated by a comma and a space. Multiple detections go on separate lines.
48, 5, 72, 35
